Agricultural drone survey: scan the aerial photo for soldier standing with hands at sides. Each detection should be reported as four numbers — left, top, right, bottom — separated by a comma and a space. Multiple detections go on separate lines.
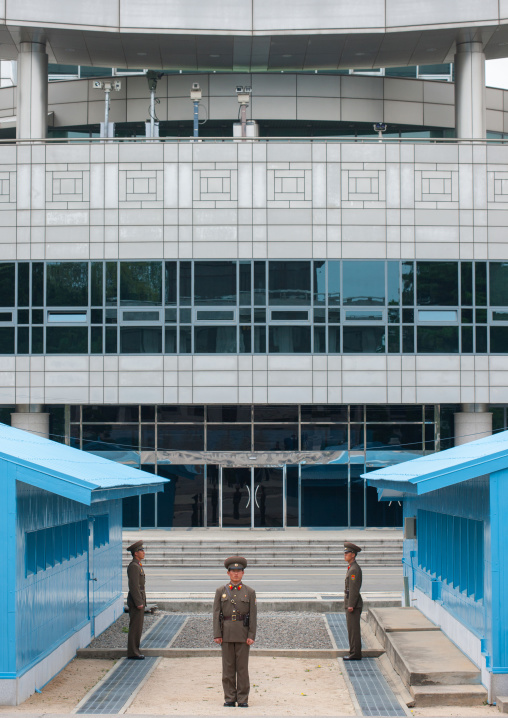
343, 541, 363, 661
213, 556, 257, 707
126, 540, 147, 660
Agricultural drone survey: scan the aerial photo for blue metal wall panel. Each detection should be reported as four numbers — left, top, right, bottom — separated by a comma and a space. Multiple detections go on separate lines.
403, 475, 489, 640
0, 463, 16, 674
489, 469, 508, 671
15, 476, 123, 674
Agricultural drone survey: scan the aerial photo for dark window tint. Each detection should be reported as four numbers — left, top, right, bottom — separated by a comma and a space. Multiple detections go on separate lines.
387, 261, 399, 305
194, 326, 237, 353
91, 262, 103, 306
122, 496, 140, 527
269, 326, 311, 353
366, 483, 402, 527
489, 262, 508, 306
46, 326, 88, 353
366, 406, 422, 422
165, 262, 177, 305
461, 262, 473, 305
157, 406, 204, 422
328, 261, 340, 305
18, 263, 29, 306
402, 325, 414, 353
82, 424, 139, 450
17, 326, 29, 354
301, 425, 347, 450
83, 405, 139, 422
417, 326, 459, 353
0, 264, 15, 307
106, 262, 117, 306
343, 326, 385, 353
157, 465, 205, 528
301, 405, 348, 422
207, 406, 251, 422
32, 327, 43, 354
91, 326, 102, 353
313, 261, 326, 305
194, 261, 236, 305
141, 425, 155, 449
254, 261, 266, 305
207, 425, 252, 451
350, 465, 365, 526
157, 425, 204, 450
32, 263, 44, 306
254, 405, 298, 422
120, 262, 162, 306
300, 465, 348, 527
402, 262, 414, 305
46, 262, 88, 306
490, 326, 508, 353
120, 326, 162, 353
366, 424, 422, 450
269, 261, 310, 305
475, 262, 487, 306
254, 425, 298, 451
180, 262, 191, 306
343, 261, 385, 306
239, 262, 251, 305
416, 262, 458, 306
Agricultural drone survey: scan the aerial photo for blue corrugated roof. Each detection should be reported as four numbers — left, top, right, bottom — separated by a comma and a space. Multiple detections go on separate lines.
0, 423, 167, 505
363, 430, 508, 496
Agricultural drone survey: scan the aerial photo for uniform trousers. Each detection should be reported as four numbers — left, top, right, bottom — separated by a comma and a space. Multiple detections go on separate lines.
127, 601, 145, 657
346, 608, 362, 658
221, 641, 250, 703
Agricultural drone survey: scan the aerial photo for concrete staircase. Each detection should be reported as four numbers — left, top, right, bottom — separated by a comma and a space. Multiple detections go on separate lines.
368, 607, 488, 707
122, 535, 402, 568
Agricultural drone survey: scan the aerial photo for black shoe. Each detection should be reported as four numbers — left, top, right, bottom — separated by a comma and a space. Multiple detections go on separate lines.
127, 654, 145, 660
343, 655, 362, 661
223, 701, 236, 707
238, 703, 249, 707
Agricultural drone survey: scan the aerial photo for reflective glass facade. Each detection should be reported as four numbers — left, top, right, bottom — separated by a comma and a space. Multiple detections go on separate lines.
2, 259, 508, 355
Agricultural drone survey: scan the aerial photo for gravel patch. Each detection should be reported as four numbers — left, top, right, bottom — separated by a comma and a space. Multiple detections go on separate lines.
172, 612, 333, 649
89, 610, 160, 649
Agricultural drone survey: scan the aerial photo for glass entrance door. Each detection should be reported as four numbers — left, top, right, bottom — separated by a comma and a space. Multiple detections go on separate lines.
220, 466, 285, 528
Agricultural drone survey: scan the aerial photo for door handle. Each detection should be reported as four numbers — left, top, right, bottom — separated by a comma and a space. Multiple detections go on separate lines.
245, 485, 251, 508
90, 576, 98, 581
254, 484, 260, 508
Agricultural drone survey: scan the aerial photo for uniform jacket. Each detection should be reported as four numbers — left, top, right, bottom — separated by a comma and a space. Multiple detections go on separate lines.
344, 560, 363, 610
213, 583, 257, 643
127, 558, 146, 607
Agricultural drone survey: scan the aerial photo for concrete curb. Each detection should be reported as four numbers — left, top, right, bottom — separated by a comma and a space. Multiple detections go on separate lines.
77, 647, 385, 659
144, 599, 401, 612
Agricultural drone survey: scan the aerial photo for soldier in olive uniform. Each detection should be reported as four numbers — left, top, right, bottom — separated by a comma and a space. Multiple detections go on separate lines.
213, 556, 257, 707
126, 540, 147, 660
343, 541, 363, 660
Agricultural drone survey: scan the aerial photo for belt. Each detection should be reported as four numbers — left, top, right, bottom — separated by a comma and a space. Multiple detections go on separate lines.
223, 614, 248, 621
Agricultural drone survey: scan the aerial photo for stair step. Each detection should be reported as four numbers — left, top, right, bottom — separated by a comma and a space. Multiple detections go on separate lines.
410, 684, 488, 707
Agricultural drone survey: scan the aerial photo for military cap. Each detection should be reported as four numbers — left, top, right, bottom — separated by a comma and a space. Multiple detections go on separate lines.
224, 556, 247, 570
344, 541, 361, 554
127, 540, 144, 554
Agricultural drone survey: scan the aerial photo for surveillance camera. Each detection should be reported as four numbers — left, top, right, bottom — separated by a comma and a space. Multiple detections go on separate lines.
235, 86, 244, 93
113, 80, 122, 91
93, 80, 103, 89
192, 82, 200, 90
244, 86, 252, 93
373, 122, 387, 132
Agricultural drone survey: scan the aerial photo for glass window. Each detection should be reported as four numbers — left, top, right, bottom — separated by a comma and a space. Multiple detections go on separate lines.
254, 405, 298, 422
254, 325, 266, 353
328, 261, 340, 305
416, 262, 458, 306
120, 326, 162, 353
350, 465, 365, 526
462, 326, 473, 353
366, 424, 422, 450
461, 262, 472, 306
366, 406, 422, 422
180, 262, 191, 306
489, 262, 508, 306
105, 327, 117, 353
387, 261, 399, 305
254, 261, 266, 305
417, 326, 459, 353
0, 264, 15, 307
106, 262, 117, 306
476, 326, 487, 353
300, 465, 348, 527
122, 496, 140, 528
207, 425, 251, 451
165, 262, 177, 305
328, 326, 340, 353
301, 405, 347, 422
343, 326, 385, 353
269, 326, 311, 353
343, 261, 385, 306
314, 326, 326, 352
194, 261, 236, 305
239, 262, 251, 305
490, 326, 508, 353
18, 263, 29, 306
158, 425, 204, 450
194, 326, 237, 353
83, 405, 139, 422
269, 261, 310, 305
402, 325, 414, 353
46, 262, 88, 306
91, 262, 103, 306
165, 327, 177, 353
402, 262, 414, 305
91, 326, 102, 353
46, 326, 88, 353
301, 425, 347, 450
120, 262, 162, 306
32, 327, 43, 353
207, 406, 251, 422
17, 327, 29, 354
157, 465, 205, 528
475, 262, 487, 306
0, 327, 14, 353
313, 261, 326, 305
254, 425, 298, 450
82, 424, 139, 450
158, 406, 204, 422
32, 263, 44, 306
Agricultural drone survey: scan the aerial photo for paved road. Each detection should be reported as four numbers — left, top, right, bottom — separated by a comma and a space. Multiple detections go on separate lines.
124, 566, 403, 594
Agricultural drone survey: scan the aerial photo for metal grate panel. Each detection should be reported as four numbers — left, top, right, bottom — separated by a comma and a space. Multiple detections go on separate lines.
141, 614, 186, 648
76, 656, 157, 714
326, 612, 364, 649
343, 657, 406, 716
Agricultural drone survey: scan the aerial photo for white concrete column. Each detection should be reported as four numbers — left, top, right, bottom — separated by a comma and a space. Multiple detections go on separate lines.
454, 404, 492, 446
17, 41, 48, 139
11, 404, 50, 438
454, 40, 486, 139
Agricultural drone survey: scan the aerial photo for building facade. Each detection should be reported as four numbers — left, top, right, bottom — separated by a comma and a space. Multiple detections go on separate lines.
1, 1, 508, 530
